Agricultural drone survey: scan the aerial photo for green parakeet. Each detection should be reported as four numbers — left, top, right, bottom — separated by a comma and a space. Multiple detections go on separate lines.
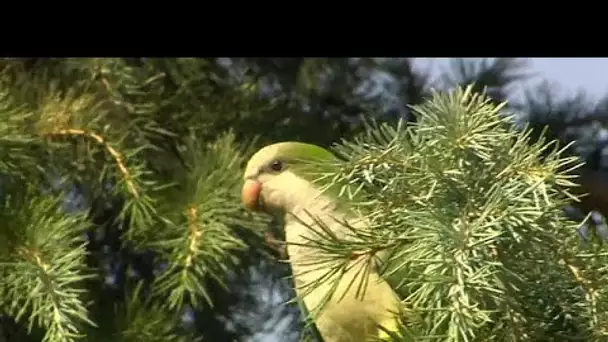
242, 142, 402, 342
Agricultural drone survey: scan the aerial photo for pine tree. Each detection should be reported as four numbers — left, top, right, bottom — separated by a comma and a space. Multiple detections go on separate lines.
0, 58, 606, 342
0, 58, 276, 342
299, 85, 608, 341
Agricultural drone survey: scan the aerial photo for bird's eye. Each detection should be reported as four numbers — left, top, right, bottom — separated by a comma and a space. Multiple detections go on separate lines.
269, 160, 284, 172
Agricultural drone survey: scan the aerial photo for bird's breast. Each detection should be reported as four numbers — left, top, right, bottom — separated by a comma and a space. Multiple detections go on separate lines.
284, 219, 400, 342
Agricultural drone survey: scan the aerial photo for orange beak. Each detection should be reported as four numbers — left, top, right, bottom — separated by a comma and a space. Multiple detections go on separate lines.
241, 179, 263, 211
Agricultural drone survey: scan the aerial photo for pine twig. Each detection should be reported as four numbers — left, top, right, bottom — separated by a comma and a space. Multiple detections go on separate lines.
44, 128, 139, 198
185, 206, 203, 267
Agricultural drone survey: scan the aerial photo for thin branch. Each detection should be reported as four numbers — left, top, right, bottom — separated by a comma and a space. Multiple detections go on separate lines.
43, 128, 139, 198
184, 206, 203, 268
17, 247, 50, 272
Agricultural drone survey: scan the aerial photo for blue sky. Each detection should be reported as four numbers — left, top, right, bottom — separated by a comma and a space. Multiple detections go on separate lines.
525, 58, 608, 100
416, 58, 608, 103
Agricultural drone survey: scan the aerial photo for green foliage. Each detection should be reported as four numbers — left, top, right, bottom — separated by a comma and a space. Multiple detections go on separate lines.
151, 133, 269, 310
0, 191, 94, 342
88, 283, 200, 342
0, 57, 605, 342
298, 85, 608, 341
0, 58, 272, 342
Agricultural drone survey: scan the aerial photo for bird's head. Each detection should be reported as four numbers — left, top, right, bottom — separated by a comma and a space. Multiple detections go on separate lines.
241, 142, 338, 216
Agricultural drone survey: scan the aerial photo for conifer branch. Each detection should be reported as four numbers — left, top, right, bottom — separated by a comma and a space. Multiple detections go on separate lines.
291, 85, 608, 341
150, 133, 268, 312
16, 246, 50, 273
0, 195, 94, 342
185, 206, 202, 267
93, 282, 200, 342
42, 128, 139, 199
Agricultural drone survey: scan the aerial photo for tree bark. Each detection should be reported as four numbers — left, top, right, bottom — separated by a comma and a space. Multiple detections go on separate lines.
572, 167, 608, 217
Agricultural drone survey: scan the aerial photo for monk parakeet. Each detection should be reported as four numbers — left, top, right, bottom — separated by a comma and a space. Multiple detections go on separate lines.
242, 141, 402, 342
